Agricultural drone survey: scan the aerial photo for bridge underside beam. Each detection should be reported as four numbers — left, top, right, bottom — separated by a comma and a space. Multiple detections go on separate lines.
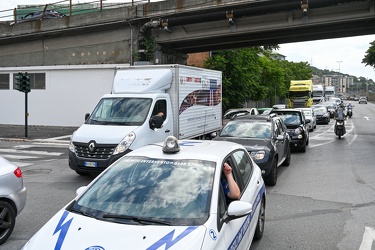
154, 1, 375, 53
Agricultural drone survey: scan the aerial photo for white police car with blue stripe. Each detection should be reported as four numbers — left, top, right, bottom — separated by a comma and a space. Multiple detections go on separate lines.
22, 136, 265, 250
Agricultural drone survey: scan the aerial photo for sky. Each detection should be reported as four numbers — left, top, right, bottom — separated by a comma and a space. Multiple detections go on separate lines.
2, 1, 375, 80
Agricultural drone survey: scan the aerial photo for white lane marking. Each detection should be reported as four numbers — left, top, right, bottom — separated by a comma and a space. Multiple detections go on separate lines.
309, 119, 356, 148
6, 161, 33, 167
363, 116, 369, 120
1, 154, 38, 159
359, 227, 375, 250
347, 134, 357, 147
32, 142, 69, 147
0, 148, 62, 156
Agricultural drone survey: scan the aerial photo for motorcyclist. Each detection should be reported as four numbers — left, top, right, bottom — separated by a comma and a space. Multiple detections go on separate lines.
338, 100, 347, 117
335, 104, 346, 135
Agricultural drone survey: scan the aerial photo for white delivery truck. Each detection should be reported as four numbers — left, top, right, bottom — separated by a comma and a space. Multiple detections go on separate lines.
312, 84, 324, 104
69, 64, 222, 175
325, 86, 336, 101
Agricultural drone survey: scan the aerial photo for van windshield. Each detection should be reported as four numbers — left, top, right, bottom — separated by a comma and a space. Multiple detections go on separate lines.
86, 98, 152, 126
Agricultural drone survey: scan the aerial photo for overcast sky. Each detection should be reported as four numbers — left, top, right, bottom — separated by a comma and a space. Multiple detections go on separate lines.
2, 1, 375, 80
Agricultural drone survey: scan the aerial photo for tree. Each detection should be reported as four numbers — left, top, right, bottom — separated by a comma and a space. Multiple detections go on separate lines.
204, 48, 263, 110
362, 41, 375, 69
203, 47, 312, 110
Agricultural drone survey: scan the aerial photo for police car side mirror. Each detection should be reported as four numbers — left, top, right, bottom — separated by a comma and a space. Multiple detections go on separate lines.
76, 186, 87, 197
224, 201, 252, 223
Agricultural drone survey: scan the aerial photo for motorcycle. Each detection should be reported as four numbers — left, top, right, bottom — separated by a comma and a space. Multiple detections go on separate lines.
334, 106, 346, 139
347, 106, 353, 118
334, 118, 346, 139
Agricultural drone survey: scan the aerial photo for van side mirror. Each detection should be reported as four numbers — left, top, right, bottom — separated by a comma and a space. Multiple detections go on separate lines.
149, 114, 163, 130
85, 113, 90, 121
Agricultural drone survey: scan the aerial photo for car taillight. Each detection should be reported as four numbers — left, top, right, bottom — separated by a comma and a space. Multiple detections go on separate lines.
14, 167, 23, 178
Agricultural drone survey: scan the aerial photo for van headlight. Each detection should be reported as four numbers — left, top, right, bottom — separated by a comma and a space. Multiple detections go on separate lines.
113, 132, 136, 155
69, 139, 75, 152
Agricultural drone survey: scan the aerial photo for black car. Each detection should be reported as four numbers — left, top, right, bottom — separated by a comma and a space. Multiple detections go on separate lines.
270, 109, 309, 153
11, 10, 66, 25
214, 114, 291, 186
311, 105, 330, 124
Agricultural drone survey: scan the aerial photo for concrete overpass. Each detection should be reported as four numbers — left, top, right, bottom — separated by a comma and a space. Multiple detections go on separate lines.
1, 0, 375, 66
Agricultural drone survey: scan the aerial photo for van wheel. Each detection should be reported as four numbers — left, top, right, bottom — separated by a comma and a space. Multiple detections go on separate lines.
264, 159, 277, 186
253, 196, 265, 241
0, 201, 16, 245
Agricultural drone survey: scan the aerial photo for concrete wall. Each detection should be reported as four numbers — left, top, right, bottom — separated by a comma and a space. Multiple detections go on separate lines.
0, 64, 128, 126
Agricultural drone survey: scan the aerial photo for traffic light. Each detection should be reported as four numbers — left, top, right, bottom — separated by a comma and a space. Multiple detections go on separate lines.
20, 72, 31, 93
24, 73, 31, 93
14, 72, 23, 91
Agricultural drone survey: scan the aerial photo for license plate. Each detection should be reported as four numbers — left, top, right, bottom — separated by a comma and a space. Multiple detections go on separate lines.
84, 161, 98, 167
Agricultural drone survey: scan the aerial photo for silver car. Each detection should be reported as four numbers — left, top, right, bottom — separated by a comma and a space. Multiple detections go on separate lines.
298, 108, 316, 132
0, 156, 27, 245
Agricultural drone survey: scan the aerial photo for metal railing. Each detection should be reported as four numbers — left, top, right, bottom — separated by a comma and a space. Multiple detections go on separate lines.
0, 0, 155, 23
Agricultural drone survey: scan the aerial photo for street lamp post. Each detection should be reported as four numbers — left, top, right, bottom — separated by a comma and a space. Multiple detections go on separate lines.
337, 61, 343, 73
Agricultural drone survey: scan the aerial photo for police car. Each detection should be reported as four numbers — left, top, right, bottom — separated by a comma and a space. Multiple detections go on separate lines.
22, 136, 266, 250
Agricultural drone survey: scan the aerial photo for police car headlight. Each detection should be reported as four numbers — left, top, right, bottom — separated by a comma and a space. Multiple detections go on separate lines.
250, 150, 265, 160
113, 132, 136, 155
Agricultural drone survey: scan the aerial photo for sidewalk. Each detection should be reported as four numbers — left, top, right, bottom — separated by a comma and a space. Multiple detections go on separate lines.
0, 124, 78, 143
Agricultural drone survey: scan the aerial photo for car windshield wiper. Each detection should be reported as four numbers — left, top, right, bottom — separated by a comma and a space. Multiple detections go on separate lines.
102, 213, 171, 225
89, 119, 108, 125
70, 207, 97, 218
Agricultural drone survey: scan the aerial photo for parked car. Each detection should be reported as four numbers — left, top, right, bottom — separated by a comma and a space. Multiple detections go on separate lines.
0, 156, 27, 245
223, 108, 259, 125
258, 108, 273, 115
270, 109, 309, 152
359, 96, 367, 104
214, 114, 291, 186
298, 108, 316, 132
11, 10, 66, 25
311, 105, 330, 124
23, 136, 266, 249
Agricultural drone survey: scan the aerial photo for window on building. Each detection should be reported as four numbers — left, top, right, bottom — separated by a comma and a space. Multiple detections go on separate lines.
0, 74, 10, 90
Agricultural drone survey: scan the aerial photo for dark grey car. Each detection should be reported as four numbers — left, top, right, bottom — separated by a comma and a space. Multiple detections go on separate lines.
214, 114, 291, 186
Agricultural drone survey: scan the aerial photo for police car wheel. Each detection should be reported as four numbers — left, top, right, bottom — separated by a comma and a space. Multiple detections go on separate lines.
253, 196, 265, 241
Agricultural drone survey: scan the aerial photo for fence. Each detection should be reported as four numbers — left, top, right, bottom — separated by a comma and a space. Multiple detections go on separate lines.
0, 0, 156, 23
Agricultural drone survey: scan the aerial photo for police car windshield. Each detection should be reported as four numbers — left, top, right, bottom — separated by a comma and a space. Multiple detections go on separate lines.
72, 156, 214, 226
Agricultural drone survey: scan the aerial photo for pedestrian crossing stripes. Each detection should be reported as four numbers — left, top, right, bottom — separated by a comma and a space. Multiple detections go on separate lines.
0, 146, 65, 167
